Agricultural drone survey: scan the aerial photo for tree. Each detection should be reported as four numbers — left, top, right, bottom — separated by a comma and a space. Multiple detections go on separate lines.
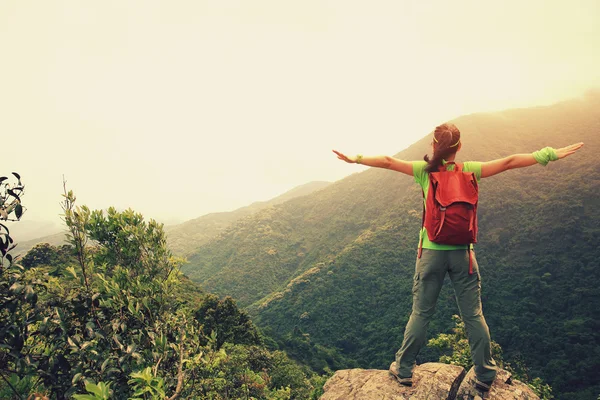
20, 243, 74, 276
195, 294, 263, 349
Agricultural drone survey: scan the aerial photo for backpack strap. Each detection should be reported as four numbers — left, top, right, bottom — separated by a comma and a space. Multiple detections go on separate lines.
469, 248, 473, 275
441, 161, 463, 172
418, 189, 425, 259
446, 161, 474, 274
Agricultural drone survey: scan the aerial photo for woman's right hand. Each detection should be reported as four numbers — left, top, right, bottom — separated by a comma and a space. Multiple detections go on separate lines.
556, 142, 584, 159
332, 150, 356, 163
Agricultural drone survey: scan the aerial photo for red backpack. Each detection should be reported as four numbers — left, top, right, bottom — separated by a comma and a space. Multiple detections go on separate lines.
418, 162, 479, 273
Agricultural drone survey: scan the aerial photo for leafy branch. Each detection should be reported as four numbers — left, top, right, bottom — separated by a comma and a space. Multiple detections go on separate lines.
0, 172, 24, 269
0, 172, 25, 222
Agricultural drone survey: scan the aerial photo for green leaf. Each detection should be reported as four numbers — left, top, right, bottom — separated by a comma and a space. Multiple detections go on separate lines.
113, 335, 124, 350
105, 367, 120, 374
84, 381, 104, 398
7, 189, 20, 201
72, 395, 99, 400
72, 373, 83, 384
98, 382, 111, 398
130, 367, 154, 384
101, 358, 110, 372
65, 266, 78, 279
9, 282, 24, 294
24, 285, 35, 300
15, 203, 22, 219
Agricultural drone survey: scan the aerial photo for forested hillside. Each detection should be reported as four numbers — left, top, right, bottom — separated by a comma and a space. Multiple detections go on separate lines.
166, 181, 330, 256
183, 91, 600, 399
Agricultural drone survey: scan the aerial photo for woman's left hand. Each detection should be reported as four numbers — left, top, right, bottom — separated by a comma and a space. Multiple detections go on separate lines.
555, 142, 584, 159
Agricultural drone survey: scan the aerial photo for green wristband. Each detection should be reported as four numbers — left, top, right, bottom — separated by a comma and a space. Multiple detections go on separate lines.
356, 154, 363, 164
532, 147, 558, 166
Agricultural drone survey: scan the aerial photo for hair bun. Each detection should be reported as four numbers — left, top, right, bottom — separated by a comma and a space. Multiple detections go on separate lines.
426, 123, 461, 172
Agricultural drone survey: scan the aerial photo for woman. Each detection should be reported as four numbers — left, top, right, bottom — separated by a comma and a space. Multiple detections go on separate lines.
333, 123, 583, 394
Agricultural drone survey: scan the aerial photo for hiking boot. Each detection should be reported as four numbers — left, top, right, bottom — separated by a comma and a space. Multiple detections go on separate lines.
474, 378, 492, 393
469, 378, 492, 399
389, 362, 412, 387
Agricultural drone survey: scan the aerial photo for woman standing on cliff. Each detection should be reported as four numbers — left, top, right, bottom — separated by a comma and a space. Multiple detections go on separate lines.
333, 123, 583, 395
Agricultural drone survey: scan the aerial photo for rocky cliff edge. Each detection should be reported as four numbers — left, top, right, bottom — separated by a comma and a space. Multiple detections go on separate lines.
321, 362, 539, 400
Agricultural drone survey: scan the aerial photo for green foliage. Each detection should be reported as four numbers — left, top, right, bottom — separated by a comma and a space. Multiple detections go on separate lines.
195, 294, 263, 349
0, 374, 43, 399
20, 243, 75, 276
128, 368, 165, 399
307, 371, 331, 400
267, 350, 313, 400
428, 315, 554, 399
427, 315, 502, 370
0, 185, 323, 399
72, 381, 112, 400
86, 206, 178, 282
528, 378, 554, 400
274, 325, 351, 373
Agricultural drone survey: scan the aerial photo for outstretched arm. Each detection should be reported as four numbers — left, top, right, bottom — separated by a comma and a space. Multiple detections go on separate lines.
332, 150, 413, 175
481, 142, 584, 178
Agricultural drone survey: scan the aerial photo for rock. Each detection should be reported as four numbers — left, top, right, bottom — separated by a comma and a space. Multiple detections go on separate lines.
320, 362, 465, 400
456, 367, 539, 400
320, 363, 540, 400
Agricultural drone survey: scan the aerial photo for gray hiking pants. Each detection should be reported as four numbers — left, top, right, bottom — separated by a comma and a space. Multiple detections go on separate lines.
395, 249, 497, 384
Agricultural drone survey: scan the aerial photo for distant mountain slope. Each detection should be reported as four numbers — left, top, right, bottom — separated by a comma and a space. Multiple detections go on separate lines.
4, 219, 63, 242
183, 91, 600, 400
166, 181, 331, 256
12, 181, 330, 259
14, 231, 68, 257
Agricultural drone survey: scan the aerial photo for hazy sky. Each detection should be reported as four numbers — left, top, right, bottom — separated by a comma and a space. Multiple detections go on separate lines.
1, 0, 599, 227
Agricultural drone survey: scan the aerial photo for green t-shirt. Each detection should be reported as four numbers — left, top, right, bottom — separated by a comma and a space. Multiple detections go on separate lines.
413, 160, 482, 250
